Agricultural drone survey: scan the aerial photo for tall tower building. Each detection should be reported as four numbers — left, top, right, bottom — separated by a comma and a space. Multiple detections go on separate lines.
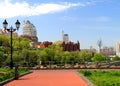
23, 20, 37, 36
62, 31, 69, 43
22, 20, 38, 42
115, 42, 120, 56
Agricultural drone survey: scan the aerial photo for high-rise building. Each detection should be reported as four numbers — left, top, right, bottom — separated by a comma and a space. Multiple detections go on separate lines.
23, 20, 37, 36
115, 42, 120, 56
21, 20, 38, 42
62, 31, 69, 43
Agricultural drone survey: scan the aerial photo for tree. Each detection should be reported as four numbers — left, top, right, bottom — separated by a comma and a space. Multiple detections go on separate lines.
39, 49, 48, 65
28, 51, 38, 67
78, 50, 92, 67
112, 55, 120, 61
0, 51, 7, 67
53, 40, 62, 47
72, 51, 80, 64
92, 52, 107, 68
62, 51, 71, 64
54, 51, 63, 63
0, 35, 10, 53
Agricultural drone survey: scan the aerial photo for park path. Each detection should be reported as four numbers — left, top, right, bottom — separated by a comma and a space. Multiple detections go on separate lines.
4, 70, 88, 86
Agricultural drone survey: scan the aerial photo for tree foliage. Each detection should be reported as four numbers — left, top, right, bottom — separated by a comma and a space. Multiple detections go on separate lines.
92, 52, 107, 68
0, 34, 112, 68
112, 56, 120, 61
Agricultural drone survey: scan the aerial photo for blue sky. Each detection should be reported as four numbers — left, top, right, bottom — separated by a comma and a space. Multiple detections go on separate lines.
0, 0, 120, 49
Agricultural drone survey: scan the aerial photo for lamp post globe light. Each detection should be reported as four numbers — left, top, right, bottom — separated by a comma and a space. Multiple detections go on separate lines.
3, 19, 20, 69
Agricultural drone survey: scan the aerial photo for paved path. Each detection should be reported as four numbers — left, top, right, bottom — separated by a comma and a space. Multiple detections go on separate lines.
4, 70, 88, 86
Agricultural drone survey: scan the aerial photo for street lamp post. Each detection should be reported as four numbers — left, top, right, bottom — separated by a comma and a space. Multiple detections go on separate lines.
3, 19, 20, 69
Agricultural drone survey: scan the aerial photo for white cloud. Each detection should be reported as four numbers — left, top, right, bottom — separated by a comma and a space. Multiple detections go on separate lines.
0, 0, 92, 18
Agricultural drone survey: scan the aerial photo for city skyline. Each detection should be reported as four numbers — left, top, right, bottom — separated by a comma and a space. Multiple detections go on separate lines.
0, 0, 120, 49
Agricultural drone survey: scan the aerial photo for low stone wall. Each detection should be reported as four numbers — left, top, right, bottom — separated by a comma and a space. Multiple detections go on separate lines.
29, 65, 120, 70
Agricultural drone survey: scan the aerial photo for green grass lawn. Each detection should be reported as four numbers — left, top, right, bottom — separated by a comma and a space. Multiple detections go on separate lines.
0, 68, 30, 82
79, 70, 120, 86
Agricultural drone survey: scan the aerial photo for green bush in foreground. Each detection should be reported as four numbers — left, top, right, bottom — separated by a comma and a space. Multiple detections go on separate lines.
18, 68, 30, 75
0, 68, 14, 82
79, 70, 120, 86
0, 68, 29, 82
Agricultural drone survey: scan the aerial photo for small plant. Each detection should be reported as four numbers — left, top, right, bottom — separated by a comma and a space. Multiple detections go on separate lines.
80, 70, 92, 76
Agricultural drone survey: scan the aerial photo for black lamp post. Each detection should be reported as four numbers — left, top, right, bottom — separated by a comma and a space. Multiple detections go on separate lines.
3, 19, 20, 69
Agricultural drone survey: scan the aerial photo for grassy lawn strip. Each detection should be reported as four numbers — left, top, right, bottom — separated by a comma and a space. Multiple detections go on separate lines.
79, 70, 120, 86
0, 68, 30, 82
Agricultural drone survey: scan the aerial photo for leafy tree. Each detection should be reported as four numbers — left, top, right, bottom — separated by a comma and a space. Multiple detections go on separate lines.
53, 40, 62, 47
49, 43, 63, 63
71, 51, 80, 64
112, 56, 120, 61
39, 49, 48, 64
28, 51, 38, 67
0, 35, 10, 53
12, 36, 31, 50
44, 48, 55, 61
92, 52, 107, 68
54, 51, 63, 63
78, 50, 92, 67
0, 52, 7, 67
63, 51, 71, 64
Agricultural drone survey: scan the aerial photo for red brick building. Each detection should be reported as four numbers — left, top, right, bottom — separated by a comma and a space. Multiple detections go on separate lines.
62, 41, 80, 51
37, 41, 53, 48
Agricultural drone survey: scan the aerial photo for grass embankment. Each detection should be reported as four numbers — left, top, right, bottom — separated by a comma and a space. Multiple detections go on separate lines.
79, 70, 120, 86
0, 68, 30, 82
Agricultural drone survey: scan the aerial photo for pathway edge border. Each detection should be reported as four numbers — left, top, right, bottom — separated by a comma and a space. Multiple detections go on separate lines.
75, 70, 94, 86
0, 71, 33, 86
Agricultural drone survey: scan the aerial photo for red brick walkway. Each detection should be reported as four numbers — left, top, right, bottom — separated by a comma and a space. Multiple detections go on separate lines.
4, 70, 88, 86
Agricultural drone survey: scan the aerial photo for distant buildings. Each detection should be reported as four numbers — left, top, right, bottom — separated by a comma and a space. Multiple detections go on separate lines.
82, 47, 97, 53
21, 20, 38, 42
22, 20, 36, 36
37, 41, 52, 48
0, 28, 18, 36
62, 41, 80, 51
62, 31, 69, 43
115, 42, 120, 56
101, 46, 115, 57
62, 31, 80, 51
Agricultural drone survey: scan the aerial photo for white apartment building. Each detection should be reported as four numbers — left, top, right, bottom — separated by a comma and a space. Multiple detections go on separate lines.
62, 31, 69, 43
115, 42, 120, 56
23, 20, 37, 37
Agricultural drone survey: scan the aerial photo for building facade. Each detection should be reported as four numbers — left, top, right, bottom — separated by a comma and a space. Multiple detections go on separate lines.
0, 28, 18, 36
37, 41, 52, 48
115, 42, 120, 56
21, 20, 38, 42
62, 41, 80, 51
101, 46, 115, 57
62, 31, 69, 43
22, 20, 36, 36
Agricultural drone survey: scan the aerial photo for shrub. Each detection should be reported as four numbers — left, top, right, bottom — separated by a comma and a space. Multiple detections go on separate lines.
0, 68, 29, 82
83, 70, 92, 76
